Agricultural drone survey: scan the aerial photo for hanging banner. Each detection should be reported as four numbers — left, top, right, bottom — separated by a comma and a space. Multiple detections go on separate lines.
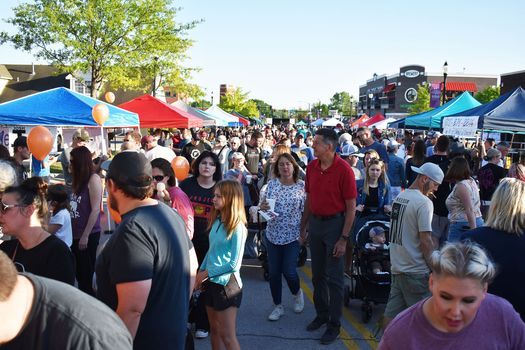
430, 83, 441, 108
443, 116, 479, 138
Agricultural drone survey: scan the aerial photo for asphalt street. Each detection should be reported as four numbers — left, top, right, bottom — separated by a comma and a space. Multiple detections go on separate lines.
195, 257, 385, 350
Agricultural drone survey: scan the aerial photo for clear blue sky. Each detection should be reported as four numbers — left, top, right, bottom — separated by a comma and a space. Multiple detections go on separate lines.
1, 0, 524, 109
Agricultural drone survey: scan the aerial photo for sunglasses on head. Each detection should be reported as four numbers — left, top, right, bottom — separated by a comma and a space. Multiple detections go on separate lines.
0, 201, 25, 214
152, 175, 166, 182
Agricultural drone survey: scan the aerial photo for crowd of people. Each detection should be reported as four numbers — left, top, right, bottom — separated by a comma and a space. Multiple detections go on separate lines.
0, 122, 524, 349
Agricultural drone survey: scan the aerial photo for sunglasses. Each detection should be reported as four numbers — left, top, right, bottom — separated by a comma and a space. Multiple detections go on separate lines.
153, 175, 166, 182
0, 201, 25, 214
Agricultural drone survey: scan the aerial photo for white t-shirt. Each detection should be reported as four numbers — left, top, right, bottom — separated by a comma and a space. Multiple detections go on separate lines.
49, 208, 73, 248
389, 189, 433, 274
145, 145, 176, 163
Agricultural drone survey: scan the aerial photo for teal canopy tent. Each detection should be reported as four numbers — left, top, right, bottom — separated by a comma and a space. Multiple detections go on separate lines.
404, 92, 481, 130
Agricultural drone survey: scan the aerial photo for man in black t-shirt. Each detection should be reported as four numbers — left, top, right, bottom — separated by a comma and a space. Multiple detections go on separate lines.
181, 133, 212, 168
0, 252, 132, 349
97, 151, 197, 350
424, 135, 452, 246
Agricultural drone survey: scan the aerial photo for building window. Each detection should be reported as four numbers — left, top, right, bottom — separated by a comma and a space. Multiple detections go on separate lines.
74, 80, 92, 95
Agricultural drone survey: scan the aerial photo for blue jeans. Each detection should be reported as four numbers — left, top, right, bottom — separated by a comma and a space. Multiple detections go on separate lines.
266, 238, 301, 305
448, 217, 484, 242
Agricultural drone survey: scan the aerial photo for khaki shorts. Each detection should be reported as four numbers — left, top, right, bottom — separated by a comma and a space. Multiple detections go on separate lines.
384, 273, 430, 319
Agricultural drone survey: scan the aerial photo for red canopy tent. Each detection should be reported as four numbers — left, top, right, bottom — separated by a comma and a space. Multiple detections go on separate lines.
351, 114, 369, 128
360, 113, 386, 127
119, 94, 203, 128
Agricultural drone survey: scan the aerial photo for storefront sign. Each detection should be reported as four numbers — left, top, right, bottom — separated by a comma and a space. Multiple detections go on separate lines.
443, 116, 479, 138
404, 70, 420, 78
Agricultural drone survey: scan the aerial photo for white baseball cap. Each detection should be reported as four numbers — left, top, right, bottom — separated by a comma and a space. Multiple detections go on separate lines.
411, 163, 444, 184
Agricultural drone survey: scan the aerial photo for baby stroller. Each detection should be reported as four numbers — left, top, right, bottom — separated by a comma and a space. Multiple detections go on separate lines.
344, 213, 391, 323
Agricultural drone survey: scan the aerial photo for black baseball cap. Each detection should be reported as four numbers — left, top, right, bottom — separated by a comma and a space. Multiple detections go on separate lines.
13, 136, 27, 148
101, 151, 152, 187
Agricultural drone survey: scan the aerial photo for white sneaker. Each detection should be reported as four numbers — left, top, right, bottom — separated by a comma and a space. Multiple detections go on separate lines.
268, 304, 285, 321
195, 329, 209, 339
293, 289, 304, 313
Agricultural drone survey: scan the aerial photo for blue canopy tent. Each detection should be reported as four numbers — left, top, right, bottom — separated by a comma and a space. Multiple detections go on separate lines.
0, 87, 139, 127
311, 118, 324, 127
404, 92, 481, 130
442, 87, 525, 133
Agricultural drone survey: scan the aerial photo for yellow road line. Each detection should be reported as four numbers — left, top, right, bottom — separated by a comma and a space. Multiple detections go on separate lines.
301, 266, 378, 350
300, 279, 359, 350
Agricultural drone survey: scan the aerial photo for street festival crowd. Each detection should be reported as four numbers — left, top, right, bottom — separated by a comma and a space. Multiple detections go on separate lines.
0, 122, 525, 349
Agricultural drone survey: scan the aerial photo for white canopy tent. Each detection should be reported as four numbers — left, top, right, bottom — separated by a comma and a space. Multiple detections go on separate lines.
322, 117, 343, 127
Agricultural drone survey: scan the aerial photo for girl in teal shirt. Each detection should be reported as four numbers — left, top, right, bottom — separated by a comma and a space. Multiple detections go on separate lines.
195, 179, 247, 350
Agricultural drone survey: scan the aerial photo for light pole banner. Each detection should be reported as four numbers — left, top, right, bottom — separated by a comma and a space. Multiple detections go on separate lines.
430, 83, 441, 108
443, 116, 479, 138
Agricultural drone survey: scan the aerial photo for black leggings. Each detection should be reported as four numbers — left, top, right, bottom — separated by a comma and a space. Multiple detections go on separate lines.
72, 232, 100, 296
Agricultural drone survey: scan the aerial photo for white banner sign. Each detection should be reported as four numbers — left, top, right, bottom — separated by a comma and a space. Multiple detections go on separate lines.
443, 116, 479, 138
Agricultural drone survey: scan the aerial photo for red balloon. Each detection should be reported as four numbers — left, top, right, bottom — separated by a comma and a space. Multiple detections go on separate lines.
27, 126, 53, 161
106, 195, 121, 224
92, 103, 110, 126
171, 156, 190, 181
105, 91, 115, 103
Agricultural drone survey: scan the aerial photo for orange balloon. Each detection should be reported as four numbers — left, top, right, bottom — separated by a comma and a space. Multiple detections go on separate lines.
27, 126, 53, 161
105, 91, 115, 103
106, 194, 121, 224
92, 103, 110, 126
171, 156, 190, 181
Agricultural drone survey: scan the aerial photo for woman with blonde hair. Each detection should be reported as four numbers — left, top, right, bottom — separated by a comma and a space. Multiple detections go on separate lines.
356, 159, 392, 215
379, 241, 525, 349
463, 177, 525, 321
445, 157, 483, 242
508, 163, 525, 182
195, 180, 247, 350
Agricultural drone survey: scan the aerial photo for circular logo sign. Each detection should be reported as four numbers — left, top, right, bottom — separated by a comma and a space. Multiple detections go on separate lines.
405, 88, 418, 103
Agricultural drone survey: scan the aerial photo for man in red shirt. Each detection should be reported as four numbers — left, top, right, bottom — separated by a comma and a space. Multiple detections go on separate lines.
300, 128, 357, 345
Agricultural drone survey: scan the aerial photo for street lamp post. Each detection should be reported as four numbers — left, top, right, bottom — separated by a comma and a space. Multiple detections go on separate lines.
442, 61, 448, 105
368, 93, 373, 116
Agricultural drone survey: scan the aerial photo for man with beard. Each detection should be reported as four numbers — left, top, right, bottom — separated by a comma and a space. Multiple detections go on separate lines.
96, 151, 197, 350
384, 162, 443, 328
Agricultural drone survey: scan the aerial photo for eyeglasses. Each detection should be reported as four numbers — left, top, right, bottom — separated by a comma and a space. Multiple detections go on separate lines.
0, 201, 25, 214
153, 175, 166, 181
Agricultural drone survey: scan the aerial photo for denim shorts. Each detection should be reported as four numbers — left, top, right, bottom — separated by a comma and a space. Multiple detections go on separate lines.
448, 217, 484, 242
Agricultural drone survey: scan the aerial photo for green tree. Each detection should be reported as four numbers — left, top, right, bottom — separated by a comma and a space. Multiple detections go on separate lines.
312, 102, 329, 118
219, 87, 260, 117
0, 0, 201, 98
475, 86, 500, 104
251, 99, 272, 117
329, 91, 354, 116
407, 84, 432, 115
190, 100, 212, 109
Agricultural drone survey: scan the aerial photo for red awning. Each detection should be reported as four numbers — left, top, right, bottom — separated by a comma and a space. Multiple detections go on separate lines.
119, 94, 203, 128
237, 116, 250, 126
443, 81, 477, 92
360, 113, 385, 127
383, 83, 396, 93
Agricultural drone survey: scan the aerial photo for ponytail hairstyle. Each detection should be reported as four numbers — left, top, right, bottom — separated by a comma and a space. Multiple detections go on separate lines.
207, 180, 247, 239
47, 184, 70, 216
4, 177, 49, 227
